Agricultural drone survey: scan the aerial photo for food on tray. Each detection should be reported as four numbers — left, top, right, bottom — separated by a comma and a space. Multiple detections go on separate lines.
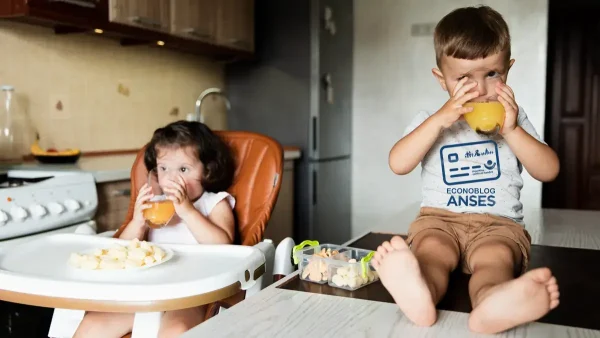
330, 258, 378, 289
68, 238, 167, 270
301, 247, 339, 282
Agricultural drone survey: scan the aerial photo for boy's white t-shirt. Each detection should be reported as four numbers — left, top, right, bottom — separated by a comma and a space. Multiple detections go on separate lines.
148, 191, 235, 244
403, 106, 543, 224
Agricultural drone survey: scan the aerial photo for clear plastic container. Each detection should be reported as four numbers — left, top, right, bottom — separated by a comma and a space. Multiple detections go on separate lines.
293, 243, 348, 284
327, 248, 379, 291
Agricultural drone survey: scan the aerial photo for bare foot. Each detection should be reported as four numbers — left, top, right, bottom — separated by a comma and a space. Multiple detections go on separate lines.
468, 267, 560, 334
372, 236, 436, 326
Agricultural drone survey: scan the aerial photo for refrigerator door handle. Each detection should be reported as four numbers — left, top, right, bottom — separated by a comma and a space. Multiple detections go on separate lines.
312, 116, 318, 152
312, 169, 317, 205
322, 73, 334, 104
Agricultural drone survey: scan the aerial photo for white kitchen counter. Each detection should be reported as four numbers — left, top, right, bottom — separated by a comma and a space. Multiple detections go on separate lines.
1, 149, 301, 184
1, 154, 139, 183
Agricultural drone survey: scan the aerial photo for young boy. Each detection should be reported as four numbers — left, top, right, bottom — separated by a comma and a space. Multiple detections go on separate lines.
371, 6, 560, 334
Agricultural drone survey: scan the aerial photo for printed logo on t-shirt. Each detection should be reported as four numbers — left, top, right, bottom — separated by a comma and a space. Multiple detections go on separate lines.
439, 140, 501, 207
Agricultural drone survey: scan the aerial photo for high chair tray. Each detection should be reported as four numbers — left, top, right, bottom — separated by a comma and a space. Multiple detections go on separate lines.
0, 234, 264, 302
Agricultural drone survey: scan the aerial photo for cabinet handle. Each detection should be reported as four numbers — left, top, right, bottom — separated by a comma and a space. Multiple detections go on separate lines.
181, 28, 213, 40
48, 0, 98, 8
129, 16, 162, 29
110, 189, 131, 197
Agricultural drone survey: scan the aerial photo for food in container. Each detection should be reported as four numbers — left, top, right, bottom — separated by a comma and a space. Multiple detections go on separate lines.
292, 240, 347, 284
328, 248, 379, 291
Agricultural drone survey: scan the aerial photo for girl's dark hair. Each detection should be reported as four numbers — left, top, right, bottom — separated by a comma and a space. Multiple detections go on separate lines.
144, 121, 235, 193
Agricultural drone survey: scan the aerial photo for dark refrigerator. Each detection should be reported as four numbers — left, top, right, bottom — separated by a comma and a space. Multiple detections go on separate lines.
226, 0, 353, 244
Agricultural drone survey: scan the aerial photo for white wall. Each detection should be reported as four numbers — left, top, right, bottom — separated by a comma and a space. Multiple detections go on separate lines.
352, 0, 549, 236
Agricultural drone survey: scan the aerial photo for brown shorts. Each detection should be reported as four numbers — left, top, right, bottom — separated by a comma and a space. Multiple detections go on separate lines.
406, 207, 531, 275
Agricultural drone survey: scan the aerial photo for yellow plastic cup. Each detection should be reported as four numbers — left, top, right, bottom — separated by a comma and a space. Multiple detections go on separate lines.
463, 102, 505, 136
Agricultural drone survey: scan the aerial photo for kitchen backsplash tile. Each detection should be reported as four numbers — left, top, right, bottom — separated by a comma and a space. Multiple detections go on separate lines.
0, 21, 227, 151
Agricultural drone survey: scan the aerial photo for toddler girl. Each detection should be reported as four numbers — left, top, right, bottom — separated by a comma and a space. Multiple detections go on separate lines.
74, 121, 236, 338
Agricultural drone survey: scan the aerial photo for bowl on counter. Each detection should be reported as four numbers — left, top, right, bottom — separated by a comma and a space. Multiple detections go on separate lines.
33, 153, 81, 164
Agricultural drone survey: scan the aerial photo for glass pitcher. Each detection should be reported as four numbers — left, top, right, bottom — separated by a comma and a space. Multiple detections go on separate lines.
0, 86, 34, 162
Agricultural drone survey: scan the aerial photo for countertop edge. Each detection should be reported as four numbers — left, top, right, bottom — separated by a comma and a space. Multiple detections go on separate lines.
94, 169, 133, 184
3, 149, 301, 184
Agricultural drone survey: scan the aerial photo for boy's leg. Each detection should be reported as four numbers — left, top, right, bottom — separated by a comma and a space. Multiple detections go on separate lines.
158, 305, 206, 338
73, 312, 134, 338
467, 236, 560, 334
411, 229, 460, 303
372, 228, 459, 327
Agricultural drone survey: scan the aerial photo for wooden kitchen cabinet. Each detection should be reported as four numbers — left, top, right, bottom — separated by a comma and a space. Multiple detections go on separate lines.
95, 180, 131, 233
109, 0, 170, 33
0, 0, 255, 60
216, 0, 255, 52
0, 0, 109, 25
170, 0, 217, 43
264, 160, 295, 245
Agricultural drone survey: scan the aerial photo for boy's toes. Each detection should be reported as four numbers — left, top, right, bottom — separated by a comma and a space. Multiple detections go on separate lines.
377, 243, 390, 256
373, 245, 389, 269
372, 258, 381, 270
382, 241, 394, 252
390, 236, 409, 250
373, 251, 383, 263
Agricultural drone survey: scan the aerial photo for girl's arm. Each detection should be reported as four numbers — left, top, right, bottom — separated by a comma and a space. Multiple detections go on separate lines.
118, 220, 148, 240
179, 200, 235, 244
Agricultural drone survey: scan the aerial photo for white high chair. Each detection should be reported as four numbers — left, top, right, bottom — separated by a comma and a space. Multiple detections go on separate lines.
49, 131, 297, 338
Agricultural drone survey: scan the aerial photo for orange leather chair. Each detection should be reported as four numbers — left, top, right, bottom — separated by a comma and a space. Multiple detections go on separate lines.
113, 130, 283, 336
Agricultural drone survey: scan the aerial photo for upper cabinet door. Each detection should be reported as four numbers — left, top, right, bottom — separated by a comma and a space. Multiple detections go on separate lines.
109, 0, 170, 33
170, 0, 217, 43
216, 0, 254, 52
25, 0, 108, 22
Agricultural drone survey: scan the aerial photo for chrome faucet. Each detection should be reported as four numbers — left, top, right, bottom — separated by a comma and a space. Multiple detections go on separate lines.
195, 88, 231, 123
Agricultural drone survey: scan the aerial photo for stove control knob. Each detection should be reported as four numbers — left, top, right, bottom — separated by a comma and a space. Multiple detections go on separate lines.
9, 206, 28, 222
0, 210, 8, 225
64, 199, 81, 212
48, 202, 65, 215
29, 204, 47, 219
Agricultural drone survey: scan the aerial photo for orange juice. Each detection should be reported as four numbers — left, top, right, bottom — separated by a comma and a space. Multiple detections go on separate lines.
143, 198, 175, 229
464, 102, 505, 135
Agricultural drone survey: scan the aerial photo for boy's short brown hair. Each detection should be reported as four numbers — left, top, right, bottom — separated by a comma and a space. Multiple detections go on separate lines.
434, 5, 511, 67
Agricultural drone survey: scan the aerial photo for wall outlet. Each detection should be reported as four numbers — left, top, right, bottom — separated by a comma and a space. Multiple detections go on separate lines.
411, 22, 436, 37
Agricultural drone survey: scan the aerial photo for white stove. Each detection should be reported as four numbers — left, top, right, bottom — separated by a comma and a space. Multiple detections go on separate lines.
0, 170, 98, 243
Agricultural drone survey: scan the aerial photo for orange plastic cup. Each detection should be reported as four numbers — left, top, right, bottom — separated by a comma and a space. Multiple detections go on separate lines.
143, 196, 175, 229
463, 102, 505, 136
